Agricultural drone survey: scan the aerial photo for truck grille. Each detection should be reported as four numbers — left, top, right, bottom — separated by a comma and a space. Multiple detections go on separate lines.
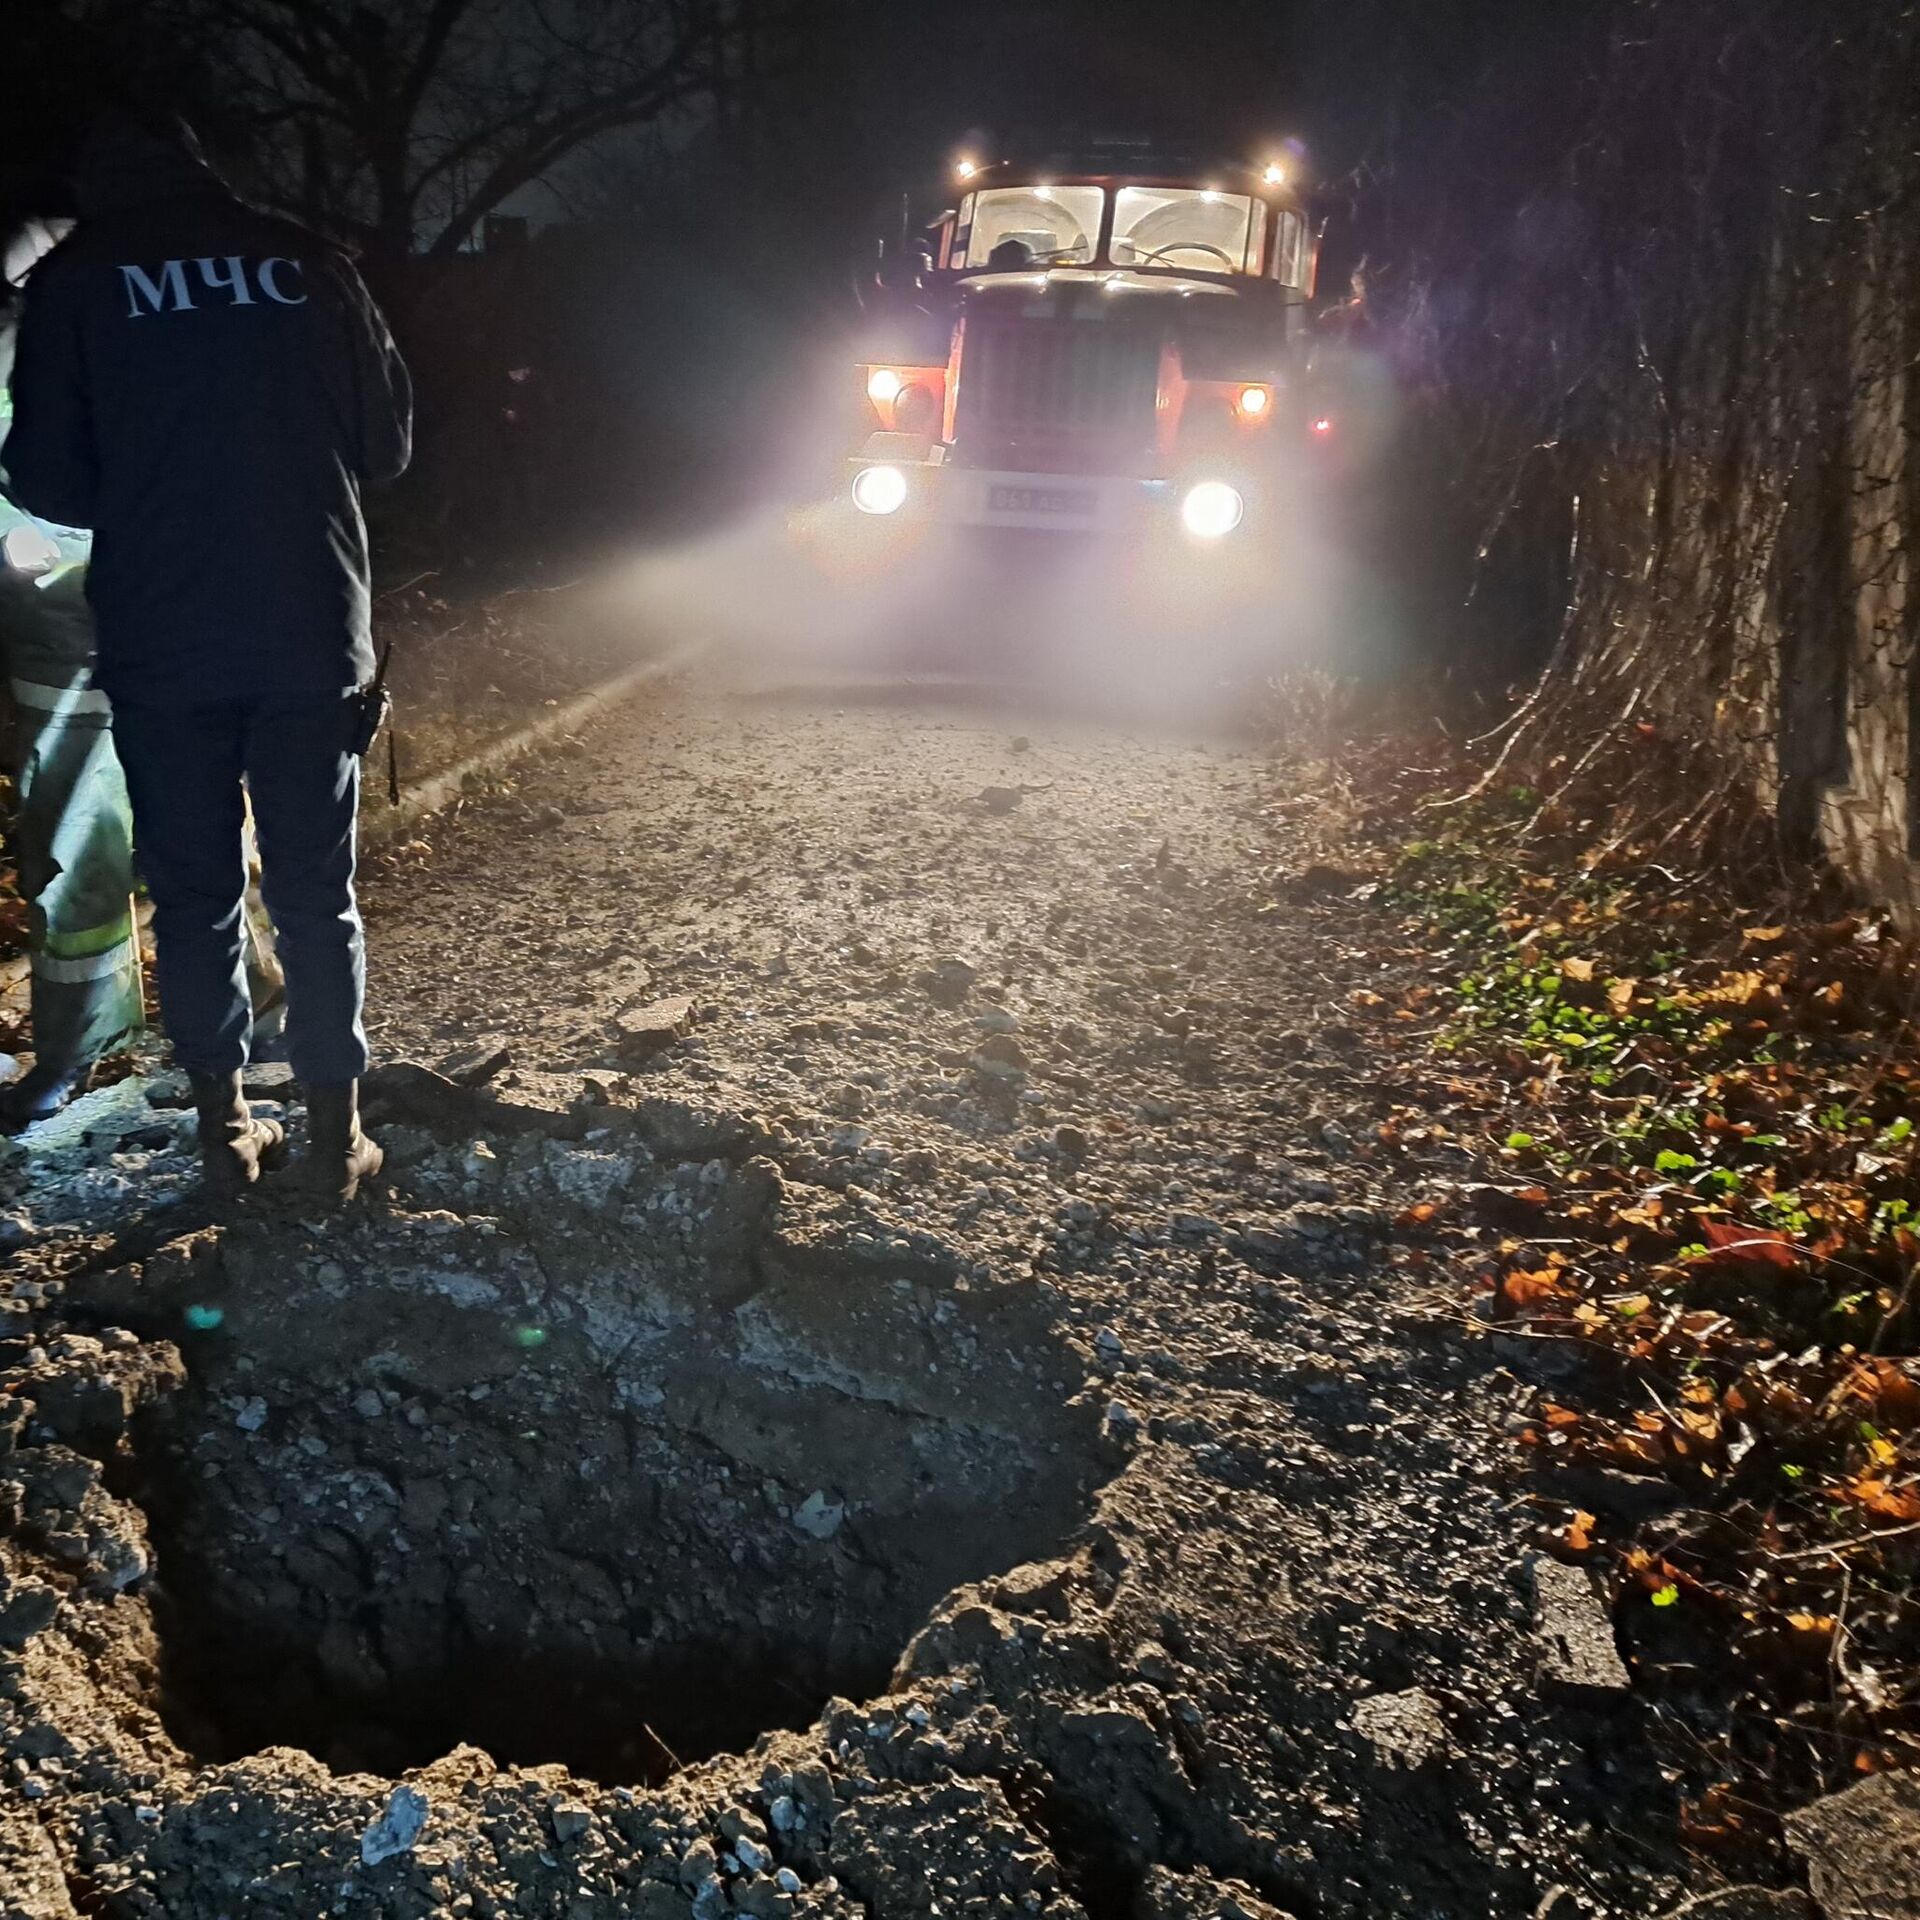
952, 320, 1160, 466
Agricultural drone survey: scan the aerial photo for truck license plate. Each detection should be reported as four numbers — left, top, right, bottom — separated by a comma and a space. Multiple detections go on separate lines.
989, 484, 1096, 516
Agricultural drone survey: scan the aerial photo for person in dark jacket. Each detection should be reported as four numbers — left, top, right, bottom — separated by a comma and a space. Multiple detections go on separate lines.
1, 209, 288, 1131
1, 109, 411, 1200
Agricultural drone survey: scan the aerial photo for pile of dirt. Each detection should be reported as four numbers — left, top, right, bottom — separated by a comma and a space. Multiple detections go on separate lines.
126, 1140, 1104, 1782
3, 1085, 1127, 1916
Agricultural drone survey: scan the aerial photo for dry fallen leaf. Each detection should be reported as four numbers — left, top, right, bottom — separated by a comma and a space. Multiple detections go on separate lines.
1692, 1217, 1801, 1271
1500, 1269, 1567, 1312
1865, 1485, 1920, 1522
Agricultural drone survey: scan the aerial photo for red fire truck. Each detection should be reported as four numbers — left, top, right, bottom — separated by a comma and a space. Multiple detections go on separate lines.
848, 147, 1321, 544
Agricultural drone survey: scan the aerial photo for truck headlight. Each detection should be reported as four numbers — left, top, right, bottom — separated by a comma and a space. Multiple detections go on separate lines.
1181, 481, 1244, 539
852, 465, 909, 516
1235, 385, 1271, 418
866, 368, 904, 407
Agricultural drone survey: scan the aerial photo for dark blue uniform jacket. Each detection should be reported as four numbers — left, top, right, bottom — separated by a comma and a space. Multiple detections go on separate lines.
0, 122, 412, 705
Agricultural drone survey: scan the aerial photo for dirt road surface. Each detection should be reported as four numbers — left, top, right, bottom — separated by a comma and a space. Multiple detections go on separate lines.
0, 670, 1833, 1919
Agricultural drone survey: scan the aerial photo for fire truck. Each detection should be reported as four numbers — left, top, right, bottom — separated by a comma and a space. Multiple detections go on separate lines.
847, 145, 1322, 545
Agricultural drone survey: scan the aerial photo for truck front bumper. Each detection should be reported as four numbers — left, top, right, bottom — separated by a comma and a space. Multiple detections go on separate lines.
848, 451, 1179, 535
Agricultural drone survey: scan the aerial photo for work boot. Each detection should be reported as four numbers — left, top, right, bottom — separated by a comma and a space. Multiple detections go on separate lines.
299, 1081, 384, 1206
192, 1070, 287, 1194
0, 1059, 92, 1133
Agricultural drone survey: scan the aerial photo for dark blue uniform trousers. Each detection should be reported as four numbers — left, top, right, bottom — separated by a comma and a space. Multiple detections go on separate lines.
112, 695, 369, 1084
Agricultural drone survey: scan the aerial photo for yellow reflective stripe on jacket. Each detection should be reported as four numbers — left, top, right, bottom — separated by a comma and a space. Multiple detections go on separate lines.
42, 911, 136, 962
32, 944, 137, 984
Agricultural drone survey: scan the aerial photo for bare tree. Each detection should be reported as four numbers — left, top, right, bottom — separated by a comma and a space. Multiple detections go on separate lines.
66, 0, 786, 256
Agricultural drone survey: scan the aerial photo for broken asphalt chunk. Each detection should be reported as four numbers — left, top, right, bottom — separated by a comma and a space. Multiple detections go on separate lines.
920, 957, 978, 1007
631, 1097, 759, 1161
439, 1034, 513, 1087
361, 1062, 578, 1139
1547, 1463, 1684, 1526
28, 1337, 185, 1449
0, 1579, 61, 1649
1530, 1555, 1629, 1695
1783, 1769, 1920, 1920
548, 1800, 593, 1845
359, 1784, 430, 1866
614, 995, 697, 1066
1352, 1687, 1449, 1768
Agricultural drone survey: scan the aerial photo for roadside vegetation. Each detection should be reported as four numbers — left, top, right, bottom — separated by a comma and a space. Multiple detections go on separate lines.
1276, 715, 1920, 1850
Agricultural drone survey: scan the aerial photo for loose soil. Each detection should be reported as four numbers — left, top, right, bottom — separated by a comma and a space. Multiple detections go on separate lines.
0, 672, 1894, 1919
118, 1155, 1106, 1785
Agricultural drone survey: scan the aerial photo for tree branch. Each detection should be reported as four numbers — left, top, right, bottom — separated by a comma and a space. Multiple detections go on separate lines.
426, 58, 712, 255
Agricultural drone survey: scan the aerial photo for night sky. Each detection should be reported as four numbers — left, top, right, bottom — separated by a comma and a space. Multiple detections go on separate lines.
848, 0, 1307, 197
833, 0, 1562, 220
859, 0, 1298, 152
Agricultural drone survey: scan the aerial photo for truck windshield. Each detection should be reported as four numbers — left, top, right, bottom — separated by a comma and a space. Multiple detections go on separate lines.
960, 187, 1104, 269
1111, 188, 1264, 274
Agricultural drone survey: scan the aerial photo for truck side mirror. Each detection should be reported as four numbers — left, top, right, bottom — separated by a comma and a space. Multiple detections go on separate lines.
875, 236, 933, 292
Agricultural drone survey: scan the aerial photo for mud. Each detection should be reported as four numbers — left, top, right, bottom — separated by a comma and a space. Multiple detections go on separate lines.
0, 680, 1862, 1919
117, 1131, 1106, 1781
4, 1089, 1124, 1918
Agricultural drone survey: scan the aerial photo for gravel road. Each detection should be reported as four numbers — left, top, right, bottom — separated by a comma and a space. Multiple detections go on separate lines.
0, 669, 1823, 1918
347, 671, 1710, 1915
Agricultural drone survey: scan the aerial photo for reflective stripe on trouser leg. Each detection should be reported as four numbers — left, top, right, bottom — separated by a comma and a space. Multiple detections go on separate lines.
29, 926, 143, 1073
12, 680, 146, 1072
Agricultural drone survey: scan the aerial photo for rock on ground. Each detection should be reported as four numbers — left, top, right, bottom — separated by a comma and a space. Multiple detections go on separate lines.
1783, 1771, 1920, 1920
0, 1812, 80, 1920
